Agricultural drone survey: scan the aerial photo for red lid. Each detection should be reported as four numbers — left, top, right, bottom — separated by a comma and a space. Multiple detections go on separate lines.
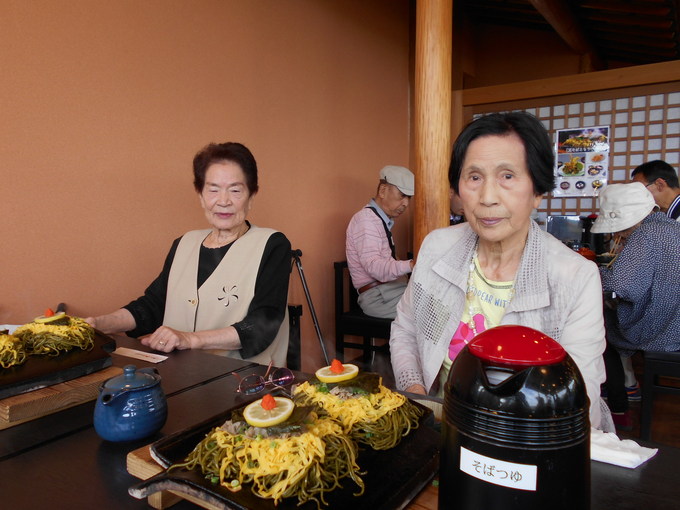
468, 325, 566, 366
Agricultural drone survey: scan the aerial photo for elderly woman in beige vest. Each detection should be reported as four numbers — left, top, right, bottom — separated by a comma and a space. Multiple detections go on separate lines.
86, 142, 291, 366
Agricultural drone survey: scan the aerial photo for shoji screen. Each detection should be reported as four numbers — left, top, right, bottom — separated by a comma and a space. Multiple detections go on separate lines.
470, 86, 680, 224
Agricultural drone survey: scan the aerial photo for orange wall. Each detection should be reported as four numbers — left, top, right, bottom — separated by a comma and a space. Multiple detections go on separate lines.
1, 0, 412, 371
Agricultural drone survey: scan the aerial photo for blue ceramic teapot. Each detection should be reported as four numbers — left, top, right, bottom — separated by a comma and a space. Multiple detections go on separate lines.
94, 364, 167, 442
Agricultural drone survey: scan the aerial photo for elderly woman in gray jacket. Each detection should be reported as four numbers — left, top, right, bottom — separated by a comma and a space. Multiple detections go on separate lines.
390, 112, 611, 431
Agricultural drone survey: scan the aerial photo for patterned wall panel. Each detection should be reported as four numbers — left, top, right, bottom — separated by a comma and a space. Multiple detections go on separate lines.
473, 90, 680, 225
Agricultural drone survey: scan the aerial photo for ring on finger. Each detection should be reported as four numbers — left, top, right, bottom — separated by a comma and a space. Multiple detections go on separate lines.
159, 341, 165, 346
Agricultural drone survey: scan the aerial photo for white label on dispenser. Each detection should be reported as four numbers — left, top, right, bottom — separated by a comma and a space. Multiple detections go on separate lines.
460, 447, 537, 491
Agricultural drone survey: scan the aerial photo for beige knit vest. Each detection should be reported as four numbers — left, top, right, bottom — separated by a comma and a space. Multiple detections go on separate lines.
163, 226, 289, 366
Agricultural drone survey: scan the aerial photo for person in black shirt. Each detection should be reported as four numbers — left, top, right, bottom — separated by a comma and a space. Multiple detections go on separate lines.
85, 142, 291, 363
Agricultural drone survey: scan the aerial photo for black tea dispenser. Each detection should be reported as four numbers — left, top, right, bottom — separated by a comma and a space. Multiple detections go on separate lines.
439, 325, 590, 510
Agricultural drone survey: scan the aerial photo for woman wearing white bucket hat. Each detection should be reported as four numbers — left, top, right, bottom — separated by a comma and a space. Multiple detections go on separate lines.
593, 182, 680, 428
591, 182, 659, 236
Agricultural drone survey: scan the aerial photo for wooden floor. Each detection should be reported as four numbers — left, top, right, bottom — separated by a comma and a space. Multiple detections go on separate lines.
350, 349, 680, 448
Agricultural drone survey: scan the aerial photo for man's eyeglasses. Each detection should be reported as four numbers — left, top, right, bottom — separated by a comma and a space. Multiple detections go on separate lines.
231, 361, 294, 394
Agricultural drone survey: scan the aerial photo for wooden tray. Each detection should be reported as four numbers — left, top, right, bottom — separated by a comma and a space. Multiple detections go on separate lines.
128, 401, 440, 510
0, 365, 122, 429
0, 330, 116, 400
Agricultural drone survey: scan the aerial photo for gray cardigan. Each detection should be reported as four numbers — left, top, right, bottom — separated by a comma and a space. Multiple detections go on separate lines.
390, 221, 608, 430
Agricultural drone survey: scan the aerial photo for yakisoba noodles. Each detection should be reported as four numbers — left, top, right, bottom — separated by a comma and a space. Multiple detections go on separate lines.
0, 332, 27, 368
170, 405, 364, 508
293, 372, 423, 450
13, 316, 94, 356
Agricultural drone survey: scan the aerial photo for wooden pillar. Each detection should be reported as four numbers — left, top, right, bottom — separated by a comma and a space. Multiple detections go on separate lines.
414, 0, 453, 255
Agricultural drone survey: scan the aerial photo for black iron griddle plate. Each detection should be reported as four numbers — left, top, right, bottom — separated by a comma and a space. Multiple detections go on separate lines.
0, 330, 116, 400
131, 399, 440, 510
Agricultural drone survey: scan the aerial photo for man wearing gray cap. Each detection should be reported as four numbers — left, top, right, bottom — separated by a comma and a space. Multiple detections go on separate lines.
346, 165, 415, 319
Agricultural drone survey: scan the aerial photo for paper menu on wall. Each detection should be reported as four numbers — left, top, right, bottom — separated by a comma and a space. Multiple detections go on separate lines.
553, 125, 610, 197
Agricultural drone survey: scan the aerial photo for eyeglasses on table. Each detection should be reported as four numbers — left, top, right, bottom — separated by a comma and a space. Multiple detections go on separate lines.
231, 361, 295, 394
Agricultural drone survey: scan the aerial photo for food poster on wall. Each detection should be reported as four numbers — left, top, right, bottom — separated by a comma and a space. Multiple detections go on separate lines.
553, 126, 610, 197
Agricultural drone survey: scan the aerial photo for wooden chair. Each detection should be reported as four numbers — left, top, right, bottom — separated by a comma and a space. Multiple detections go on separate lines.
640, 350, 680, 440
334, 261, 392, 362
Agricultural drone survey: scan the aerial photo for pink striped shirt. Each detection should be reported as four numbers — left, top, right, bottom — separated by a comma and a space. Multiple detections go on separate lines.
345, 206, 412, 288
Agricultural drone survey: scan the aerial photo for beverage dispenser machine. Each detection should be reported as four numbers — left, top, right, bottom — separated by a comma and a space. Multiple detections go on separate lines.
439, 325, 590, 510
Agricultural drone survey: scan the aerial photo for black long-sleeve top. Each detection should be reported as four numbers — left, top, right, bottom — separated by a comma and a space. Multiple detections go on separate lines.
123, 228, 291, 358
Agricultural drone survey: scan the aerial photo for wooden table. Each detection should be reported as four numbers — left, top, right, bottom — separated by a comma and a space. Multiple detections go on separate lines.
408, 445, 680, 509
0, 334, 257, 460
124, 440, 680, 510
2, 337, 680, 509
0, 352, 267, 509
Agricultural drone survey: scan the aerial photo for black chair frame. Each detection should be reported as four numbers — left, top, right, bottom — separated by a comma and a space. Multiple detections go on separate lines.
334, 261, 392, 362
286, 304, 302, 371
640, 350, 680, 440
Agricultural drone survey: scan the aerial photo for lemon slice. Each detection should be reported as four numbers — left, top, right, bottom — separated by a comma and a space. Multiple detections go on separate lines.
34, 312, 69, 325
243, 397, 294, 428
315, 363, 359, 383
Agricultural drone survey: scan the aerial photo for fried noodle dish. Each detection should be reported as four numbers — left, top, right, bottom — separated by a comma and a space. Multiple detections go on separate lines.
0, 331, 28, 369
170, 401, 364, 509
293, 372, 423, 450
13, 314, 95, 356
561, 156, 584, 175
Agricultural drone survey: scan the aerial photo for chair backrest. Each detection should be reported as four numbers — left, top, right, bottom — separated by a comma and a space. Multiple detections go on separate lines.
333, 260, 393, 361
334, 261, 361, 316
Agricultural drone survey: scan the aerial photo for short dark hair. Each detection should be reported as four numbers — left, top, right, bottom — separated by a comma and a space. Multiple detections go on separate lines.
449, 112, 555, 195
631, 160, 679, 188
192, 142, 259, 195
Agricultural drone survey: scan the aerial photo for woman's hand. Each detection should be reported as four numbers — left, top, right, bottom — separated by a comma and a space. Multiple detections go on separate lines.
83, 309, 136, 334
141, 326, 194, 352
141, 325, 242, 352
404, 384, 427, 395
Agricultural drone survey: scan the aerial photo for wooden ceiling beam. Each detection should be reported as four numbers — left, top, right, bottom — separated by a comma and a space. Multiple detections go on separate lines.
594, 32, 678, 48
602, 46, 678, 58
579, 2, 671, 16
528, 0, 603, 69
461, 0, 680, 64
460, 61, 680, 105
585, 16, 673, 29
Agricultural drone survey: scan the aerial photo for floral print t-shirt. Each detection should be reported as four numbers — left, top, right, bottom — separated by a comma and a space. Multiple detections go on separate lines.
437, 257, 514, 395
